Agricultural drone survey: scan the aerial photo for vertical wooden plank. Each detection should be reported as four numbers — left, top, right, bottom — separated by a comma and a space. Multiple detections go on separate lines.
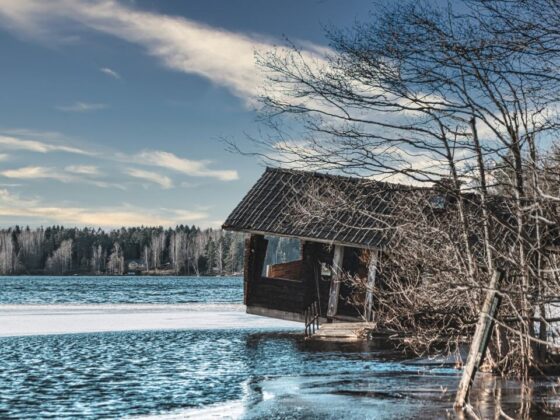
364, 249, 379, 322
301, 241, 320, 312
243, 234, 267, 306
254, 235, 268, 280
243, 235, 254, 306
327, 245, 345, 320
454, 270, 503, 409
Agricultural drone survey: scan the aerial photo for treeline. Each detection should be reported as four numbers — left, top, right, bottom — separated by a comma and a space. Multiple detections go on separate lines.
0, 225, 299, 276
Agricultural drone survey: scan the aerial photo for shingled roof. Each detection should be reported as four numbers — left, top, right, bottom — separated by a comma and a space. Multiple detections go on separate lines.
222, 167, 427, 249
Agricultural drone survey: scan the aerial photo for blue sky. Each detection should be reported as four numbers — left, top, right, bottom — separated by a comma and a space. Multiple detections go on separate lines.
0, 0, 373, 229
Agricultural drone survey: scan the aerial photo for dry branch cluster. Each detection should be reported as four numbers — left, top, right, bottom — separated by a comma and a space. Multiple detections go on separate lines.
251, 0, 560, 379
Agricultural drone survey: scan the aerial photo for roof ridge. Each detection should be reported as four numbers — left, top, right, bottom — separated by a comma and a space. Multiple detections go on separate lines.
265, 166, 429, 191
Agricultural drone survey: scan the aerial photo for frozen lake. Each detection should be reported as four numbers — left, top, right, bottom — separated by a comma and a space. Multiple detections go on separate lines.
0, 276, 558, 419
0, 275, 244, 304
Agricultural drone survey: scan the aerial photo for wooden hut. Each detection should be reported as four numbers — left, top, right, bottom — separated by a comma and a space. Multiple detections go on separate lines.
222, 167, 425, 323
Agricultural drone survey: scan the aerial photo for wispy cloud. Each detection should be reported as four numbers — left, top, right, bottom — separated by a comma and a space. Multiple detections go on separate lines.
0, 131, 238, 185
0, 0, 327, 105
125, 167, 173, 189
134, 150, 238, 181
1, 165, 125, 189
100, 66, 120, 79
56, 101, 107, 112
1, 166, 74, 182
0, 134, 92, 155
65, 165, 100, 176
0, 188, 208, 227
0, 153, 9, 161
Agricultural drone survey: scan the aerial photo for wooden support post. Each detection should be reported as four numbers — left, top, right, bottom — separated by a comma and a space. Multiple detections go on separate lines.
243, 236, 254, 306
243, 234, 267, 306
454, 270, 504, 409
302, 241, 319, 312
364, 250, 379, 322
327, 245, 345, 321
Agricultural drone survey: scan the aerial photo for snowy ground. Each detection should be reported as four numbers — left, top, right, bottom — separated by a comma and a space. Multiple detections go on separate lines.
0, 304, 300, 337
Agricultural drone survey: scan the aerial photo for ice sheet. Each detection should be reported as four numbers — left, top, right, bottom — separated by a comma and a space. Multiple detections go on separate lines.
0, 304, 300, 337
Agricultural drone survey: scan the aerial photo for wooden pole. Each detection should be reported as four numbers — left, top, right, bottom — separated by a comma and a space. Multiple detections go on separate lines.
243, 235, 255, 306
243, 234, 267, 307
364, 249, 379, 322
327, 245, 345, 321
454, 269, 504, 409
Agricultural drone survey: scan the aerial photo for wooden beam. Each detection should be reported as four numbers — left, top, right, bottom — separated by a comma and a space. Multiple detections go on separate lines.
243, 234, 267, 306
301, 241, 321, 314
243, 236, 254, 306
327, 245, 345, 320
225, 228, 379, 250
364, 250, 379, 322
454, 270, 504, 409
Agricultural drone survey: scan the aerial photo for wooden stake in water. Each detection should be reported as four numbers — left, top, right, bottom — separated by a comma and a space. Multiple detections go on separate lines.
455, 270, 503, 409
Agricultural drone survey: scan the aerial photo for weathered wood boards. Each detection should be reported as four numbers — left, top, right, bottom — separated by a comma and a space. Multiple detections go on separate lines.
364, 250, 379, 322
327, 245, 345, 320
454, 270, 504, 409
308, 322, 368, 341
266, 260, 302, 280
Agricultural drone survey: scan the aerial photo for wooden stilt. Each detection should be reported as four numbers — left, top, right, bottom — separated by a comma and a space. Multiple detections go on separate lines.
327, 245, 345, 321
454, 270, 504, 409
364, 249, 379, 322
243, 234, 267, 306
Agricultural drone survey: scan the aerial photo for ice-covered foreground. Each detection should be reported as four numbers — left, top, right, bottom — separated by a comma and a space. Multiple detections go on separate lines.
0, 303, 300, 336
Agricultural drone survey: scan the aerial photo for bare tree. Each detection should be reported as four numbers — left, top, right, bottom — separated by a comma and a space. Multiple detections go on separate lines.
150, 231, 166, 271
170, 231, 187, 274
143, 245, 151, 271
246, 0, 560, 410
107, 242, 124, 275
0, 231, 18, 274
188, 231, 207, 277
17, 228, 44, 271
46, 239, 73, 275
90, 244, 106, 274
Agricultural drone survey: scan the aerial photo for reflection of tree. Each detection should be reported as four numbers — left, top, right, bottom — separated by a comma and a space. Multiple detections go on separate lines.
466, 373, 560, 419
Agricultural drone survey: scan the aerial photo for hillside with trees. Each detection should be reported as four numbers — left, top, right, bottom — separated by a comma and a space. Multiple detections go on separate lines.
0, 225, 299, 276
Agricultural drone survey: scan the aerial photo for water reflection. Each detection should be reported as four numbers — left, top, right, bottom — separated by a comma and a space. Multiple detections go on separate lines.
464, 374, 560, 419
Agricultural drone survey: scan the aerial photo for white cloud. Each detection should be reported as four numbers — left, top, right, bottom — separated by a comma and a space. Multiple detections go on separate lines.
56, 101, 107, 112
0, 134, 92, 155
1, 166, 74, 182
134, 150, 238, 181
0, 0, 327, 105
0, 188, 208, 227
0, 132, 238, 184
100, 66, 120, 79
1, 165, 125, 189
125, 167, 173, 189
65, 165, 100, 176
0, 153, 9, 161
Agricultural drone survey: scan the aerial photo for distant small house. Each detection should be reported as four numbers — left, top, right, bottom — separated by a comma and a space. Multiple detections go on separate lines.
127, 259, 146, 271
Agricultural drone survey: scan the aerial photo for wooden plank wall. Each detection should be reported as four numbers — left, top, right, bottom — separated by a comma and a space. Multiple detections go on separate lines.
250, 277, 305, 313
266, 260, 302, 280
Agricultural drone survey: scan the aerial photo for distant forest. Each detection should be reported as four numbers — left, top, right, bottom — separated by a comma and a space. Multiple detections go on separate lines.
0, 225, 300, 276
